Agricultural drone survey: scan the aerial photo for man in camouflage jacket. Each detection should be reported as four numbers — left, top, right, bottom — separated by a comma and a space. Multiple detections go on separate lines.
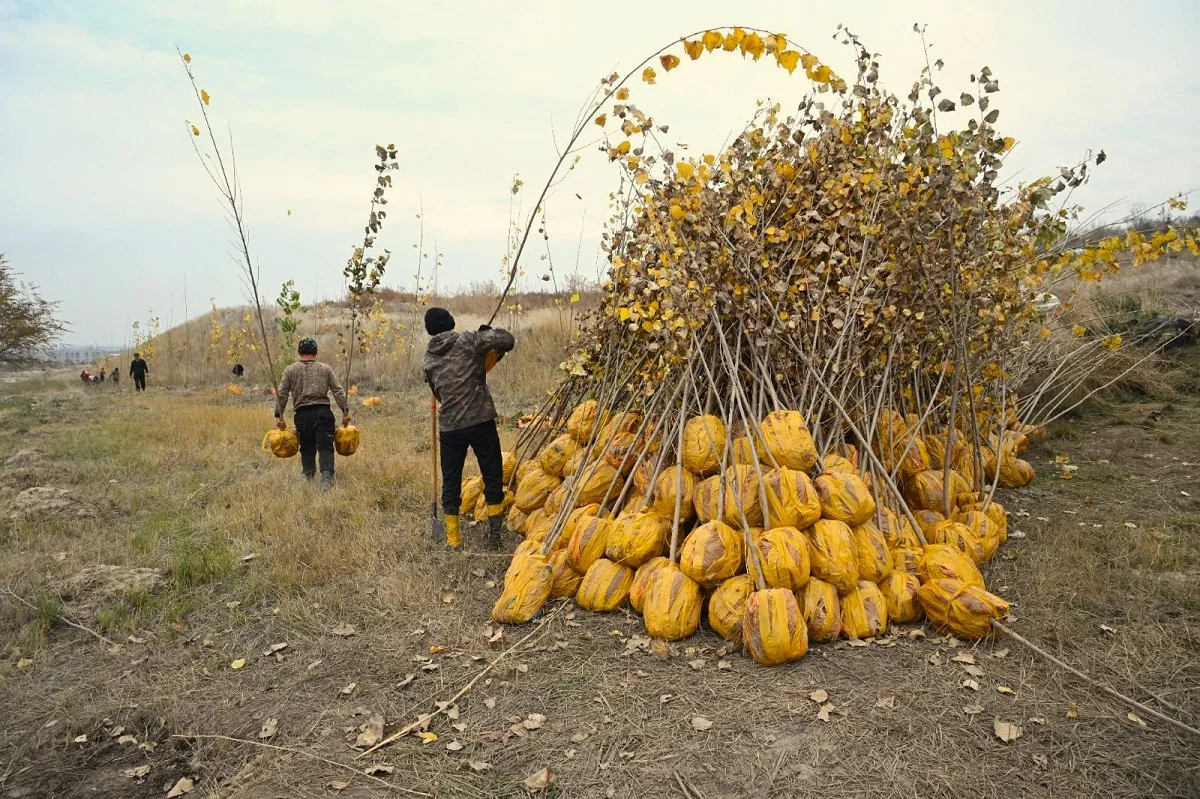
423, 307, 515, 550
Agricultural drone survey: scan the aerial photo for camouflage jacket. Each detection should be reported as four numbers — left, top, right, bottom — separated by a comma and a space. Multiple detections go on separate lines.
274, 360, 349, 417
424, 328, 515, 432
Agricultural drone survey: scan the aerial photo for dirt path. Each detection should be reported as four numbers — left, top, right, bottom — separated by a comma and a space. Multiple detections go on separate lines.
1, 376, 1197, 798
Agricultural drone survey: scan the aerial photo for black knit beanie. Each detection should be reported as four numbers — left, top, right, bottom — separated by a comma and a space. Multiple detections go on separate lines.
424, 307, 455, 336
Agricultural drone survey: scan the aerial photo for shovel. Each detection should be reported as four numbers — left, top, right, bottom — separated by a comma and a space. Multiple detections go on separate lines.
429, 397, 444, 542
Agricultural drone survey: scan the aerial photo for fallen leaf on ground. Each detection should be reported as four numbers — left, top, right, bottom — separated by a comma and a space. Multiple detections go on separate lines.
992, 648, 1010, 659
1066, 702, 1079, 719
928, 651, 943, 666
16, 658, 33, 669
962, 679, 980, 691
446, 740, 464, 752
442, 590, 456, 604
964, 665, 985, 678
963, 703, 984, 716
996, 685, 1016, 695
122, 765, 151, 779
326, 780, 350, 792
523, 767, 554, 792
688, 658, 705, 670
417, 731, 439, 744
523, 713, 546, 730
117, 734, 138, 745
1100, 624, 1117, 634
128, 636, 146, 645
341, 682, 357, 695
332, 623, 357, 637
471, 568, 486, 578
73, 734, 87, 743
717, 659, 732, 670
355, 713, 384, 748
230, 658, 246, 670
364, 764, 395, 776
468, 761, 492, 772
875, 696, 895, 709
809, 689, 829, 703
951, 652, 976, 665
266, 642, 288, 654
993, 718, 1022, 742
690, 716, 713, 731
1127, 712, 1147, 727
484, 697, 496, 709
817, 703, 835, 722
570, 731, 590, 743
396, 673, 415, 688
258, 718, 278, 739
166, 776, 194, 797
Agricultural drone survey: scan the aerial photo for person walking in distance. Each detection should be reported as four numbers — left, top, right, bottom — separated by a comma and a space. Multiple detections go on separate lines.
422, 307, 515, 550
273, 337, 349, 489
111, 367, 120, 389
129, 353, 149, 392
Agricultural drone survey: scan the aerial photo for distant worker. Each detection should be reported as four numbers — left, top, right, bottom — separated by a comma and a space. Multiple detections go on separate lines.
80, 370, 89, 385
273, 337, 350, 489
129, 352, 149, 392
111, 367, 120, 387
98, 367, 106, 382
232, 363, 244, 379
423, 307, 515, 551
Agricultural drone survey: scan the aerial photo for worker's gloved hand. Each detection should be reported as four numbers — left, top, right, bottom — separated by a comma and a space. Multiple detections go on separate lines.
276, 417, 286, 431
478, 324, 491, 331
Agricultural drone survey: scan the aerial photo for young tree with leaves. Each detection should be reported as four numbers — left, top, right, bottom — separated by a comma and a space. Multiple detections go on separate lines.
0, 254, 66, 365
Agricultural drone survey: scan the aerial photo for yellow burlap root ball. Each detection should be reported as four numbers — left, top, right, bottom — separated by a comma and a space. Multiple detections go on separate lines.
742, 588, 809, 666
492, 555, 553, 624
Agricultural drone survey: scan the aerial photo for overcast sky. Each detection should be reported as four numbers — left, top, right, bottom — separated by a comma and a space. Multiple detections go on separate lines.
2, 0, 1197, 345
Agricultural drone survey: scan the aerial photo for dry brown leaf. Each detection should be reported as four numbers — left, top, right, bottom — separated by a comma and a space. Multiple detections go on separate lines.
992, 648, 1010, 659
484, 697, 496, 709
928, 651, 943, 666
122, 765, 151, 779
1127, 712, 1147, 727
332, 623, 357, 637
964, 664, 985, 678
875, 696, 895, 709
445, 740, 464, 752
258, 718, 278, 739
570, 731, 590, 743
690, 716, 713, 731
452, 723, 467, 732
996, 685, 1016, 695
341, 682, 357, 696
364, 764, 395, 776
326, 780, 350, 792
717, 659, 732, 670
961, 679, 980, 691
1066, 702, 1079, 719
523, 713, 546, 731
117, 735, 138, 745
471, 568, 486, 578
523, 767, 554, 792
441, 590, 456, 604
651, 639, 670, 660
808, 689, 829, 703
993, 718, 1022, 742
127, 636, 146, 645
230, 658, 246, 670
355, 713, 384, 748
468, 761, 492, 772
166, 776, 194, 797
266, 642, 288, 654
951, 652, 976, 665
963, 703, 984, 716
73, 734, 87, 744
17, 658, 33, 669
688, 658, 705, 670
817, 703, 835, 722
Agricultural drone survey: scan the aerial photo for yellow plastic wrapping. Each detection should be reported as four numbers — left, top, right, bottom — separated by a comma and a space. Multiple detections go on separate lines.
515, 466, 562, 513
576, 558, 634, 612
567, 400, 602, 444
756, 526, 811, 591
562, 448, 587, 479
799, 577, 842, 642
650, 465, 698, 522
604, 431, 640, 473
629, 556, 672, 614
695, 465, 764, 527
539, 434, 581, 478
491, 555, 553, 624
642, 564, 702, 640
924, 430, 966, 469
502, 451, 518, 484
575, 460, 623, 507
851, 521, 894, 584
473, 490, 514, 523
985, 500, 1008, 544
681, 415, 727, 476
1000, 457, 1036, 488
890, 546, 922, 575
548, 550, 584, 599
759, 410, 818, 471
562, 503, 600, 542
806, 519, 860, 594
877, 507, 920, 549
840, 580, 889, 638
917, 578, 1009, 640
928, 520, 985, 564
260, 428, 299, 458
567, 515, 611, 573
513, 538, 541, 560
334, 424, 361, 456
707, 574, 754, 643
507, 505, 528, 536
524, 508, 551, 539
822, 453, 856, 474
904, 469, 972, 511
914, 509, 947, 539
879, 571, 923, 623
958, 510, 1001, 562
876, 435, 930, 481
606, 512, 670, 568
814, 471, 876, 525
762, 467, 822, 529
679, 520, 744, 587
460, 476, 484, 516
543, 483, 569, 517
742, 588, 809, 666
621, 491, 648, 517
917, 544, 985, 589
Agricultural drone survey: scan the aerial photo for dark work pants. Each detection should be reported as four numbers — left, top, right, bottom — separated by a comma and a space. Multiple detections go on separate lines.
295, 404, 336, 478
440, 419, 504, 517
133, 375, 146, 391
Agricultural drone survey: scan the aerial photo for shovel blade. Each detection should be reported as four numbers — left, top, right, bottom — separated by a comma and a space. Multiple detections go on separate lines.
430, 502, 445, 542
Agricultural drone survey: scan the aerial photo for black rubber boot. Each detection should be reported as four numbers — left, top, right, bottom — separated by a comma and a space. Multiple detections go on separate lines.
487, 514, 504, 551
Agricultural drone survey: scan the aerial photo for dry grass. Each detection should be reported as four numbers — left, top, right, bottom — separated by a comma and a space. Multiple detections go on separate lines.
1, 344, 1199, 797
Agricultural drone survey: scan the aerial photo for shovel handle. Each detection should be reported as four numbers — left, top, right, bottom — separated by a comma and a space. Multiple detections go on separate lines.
430, 398, 439, 517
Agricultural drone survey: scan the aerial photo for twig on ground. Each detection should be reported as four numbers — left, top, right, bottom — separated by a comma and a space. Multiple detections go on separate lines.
360, 602, 567, 757
993, 621, 1200, 739
1, 587, 116, 647
674, 769, 694, 799
173, 733, 430, 796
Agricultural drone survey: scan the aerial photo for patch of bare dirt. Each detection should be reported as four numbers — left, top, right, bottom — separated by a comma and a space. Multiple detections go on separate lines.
7, 486, 91, 522
56, 565, 166, 620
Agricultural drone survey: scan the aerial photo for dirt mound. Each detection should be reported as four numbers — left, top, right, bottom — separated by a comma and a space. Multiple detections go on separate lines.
4, 448, 42, 468
8, 486, 90, 521
57, 565, 166, 619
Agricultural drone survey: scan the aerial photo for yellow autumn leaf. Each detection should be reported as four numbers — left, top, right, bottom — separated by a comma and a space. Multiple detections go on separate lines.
615, 141, 630, 156
702, 30, 723, 52
660, 54, 680, 72
1071, 324, 1086, 338
569, 293, 580, 304
810, 65, 832, 84
740, 32, 765, 60
1002, 136, 1016, 152
770, 33, 787, 53
417, 732, 438, 744
182, 53, 191, 63
801, 53, 819, 72
617, 307, 632, 321
191, 125, 200, 136
677, 162, 694, 180
641, 67, 656, 84
776, 50, 800, 74
722, 28, 745, 52
200, 89, 210, 105
615, 87, 629, 100
683, 39, 704, 60
594, 113, 606, 127
1102, 334, 1123, 350
669, 204, 685, 221
231, 658, 246, 670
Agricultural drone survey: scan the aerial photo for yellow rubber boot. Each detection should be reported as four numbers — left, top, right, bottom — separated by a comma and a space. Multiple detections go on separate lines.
486, 504, 506, 551
445, 514, 462, 549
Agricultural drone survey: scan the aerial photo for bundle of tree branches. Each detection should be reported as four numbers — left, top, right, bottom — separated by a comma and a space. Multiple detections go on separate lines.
481, 27, 1198, 665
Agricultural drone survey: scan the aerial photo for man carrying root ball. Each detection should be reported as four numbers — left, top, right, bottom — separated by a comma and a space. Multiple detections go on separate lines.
423, 307, 515, 551
274, 337, 350, 489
